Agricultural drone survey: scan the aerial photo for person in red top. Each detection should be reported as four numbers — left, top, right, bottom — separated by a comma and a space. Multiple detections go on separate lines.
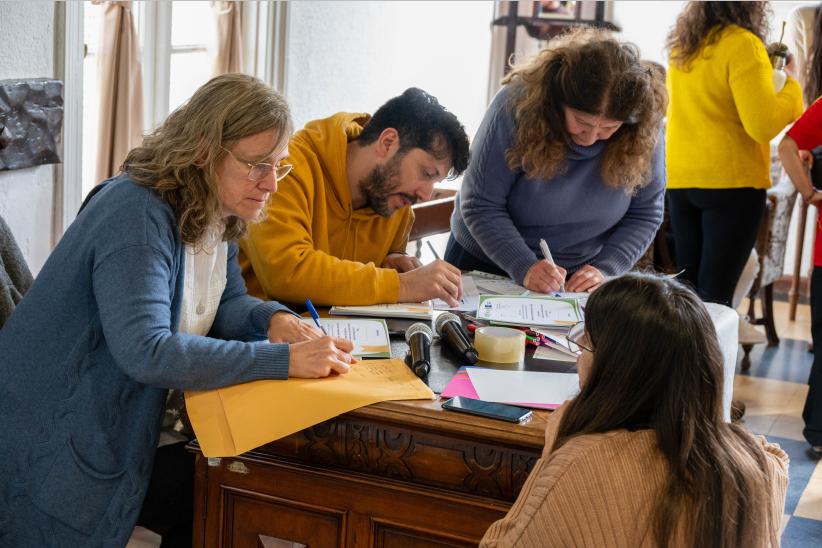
779, 99, 822, 459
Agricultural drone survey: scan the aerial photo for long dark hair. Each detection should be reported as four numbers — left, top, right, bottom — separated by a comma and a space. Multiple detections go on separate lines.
667, 1, 770, 69
501, 28, 667, 193
553, 273, 777, 547
805, 7, 822, 105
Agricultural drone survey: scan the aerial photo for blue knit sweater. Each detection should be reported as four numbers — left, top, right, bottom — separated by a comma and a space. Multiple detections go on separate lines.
0, 175, 293, 546
450, 86, 666, 284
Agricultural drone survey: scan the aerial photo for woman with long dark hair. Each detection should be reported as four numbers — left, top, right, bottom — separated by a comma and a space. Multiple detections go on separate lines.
666, 1, 803, 306
446, 28, 667, 293
481, 272, 787, 547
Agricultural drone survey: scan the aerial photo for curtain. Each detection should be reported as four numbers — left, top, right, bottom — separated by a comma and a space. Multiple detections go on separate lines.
212, 1, 243, 75
95, 0, 144, 183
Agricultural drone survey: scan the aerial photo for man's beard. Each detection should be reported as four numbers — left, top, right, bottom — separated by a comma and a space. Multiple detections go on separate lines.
359, 152, 416, 217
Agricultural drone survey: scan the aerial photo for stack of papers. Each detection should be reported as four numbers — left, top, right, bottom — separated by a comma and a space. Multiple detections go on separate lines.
475, 294, 582, 328
441, 367, 579, 409
302, 318, 391, 358
329, 302, 433, 320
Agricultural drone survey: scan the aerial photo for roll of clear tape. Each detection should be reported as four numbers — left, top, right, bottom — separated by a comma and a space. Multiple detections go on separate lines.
474, 326, 526, 363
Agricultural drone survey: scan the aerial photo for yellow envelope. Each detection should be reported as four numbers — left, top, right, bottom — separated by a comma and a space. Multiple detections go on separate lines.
185, 358, 435, 457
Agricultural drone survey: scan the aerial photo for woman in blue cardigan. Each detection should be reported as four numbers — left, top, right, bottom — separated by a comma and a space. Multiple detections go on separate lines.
0, 74, 355, 546
447, 29, 667, 293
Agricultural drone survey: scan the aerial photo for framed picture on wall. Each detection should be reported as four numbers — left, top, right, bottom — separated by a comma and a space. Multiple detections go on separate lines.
533, 1, 580, 21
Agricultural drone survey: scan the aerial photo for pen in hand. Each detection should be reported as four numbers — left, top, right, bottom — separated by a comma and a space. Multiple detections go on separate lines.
539, 238, 565, 292
304, 299, 328, 336
426, 240, 441, 260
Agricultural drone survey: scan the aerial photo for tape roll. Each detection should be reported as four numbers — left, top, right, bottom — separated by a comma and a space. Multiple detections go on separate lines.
474, 326, 526, 364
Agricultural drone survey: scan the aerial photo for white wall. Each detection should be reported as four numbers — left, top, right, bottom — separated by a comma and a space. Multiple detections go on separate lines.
0, 2, 57, 275
284, 1, 494, 145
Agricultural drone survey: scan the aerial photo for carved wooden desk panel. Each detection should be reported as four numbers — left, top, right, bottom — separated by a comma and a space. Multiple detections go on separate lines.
190, 398, 549, 547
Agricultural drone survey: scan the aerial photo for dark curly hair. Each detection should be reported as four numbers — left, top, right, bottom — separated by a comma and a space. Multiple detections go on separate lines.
667, 1, 771, 70
502, 27, 667, 193
355, 87, 470, 180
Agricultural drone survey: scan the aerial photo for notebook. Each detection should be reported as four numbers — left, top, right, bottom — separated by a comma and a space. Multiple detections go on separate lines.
329, 302, 433, 320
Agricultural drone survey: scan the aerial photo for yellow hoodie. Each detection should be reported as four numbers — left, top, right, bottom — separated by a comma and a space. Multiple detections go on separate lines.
239, 113, 414, 306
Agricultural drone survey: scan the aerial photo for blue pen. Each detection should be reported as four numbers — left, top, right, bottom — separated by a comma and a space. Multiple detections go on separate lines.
304, 299, 328, 335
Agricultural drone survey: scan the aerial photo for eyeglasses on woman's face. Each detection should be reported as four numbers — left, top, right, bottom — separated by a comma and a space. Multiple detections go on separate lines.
566, 321, 593, 355
221, 146, 293, 183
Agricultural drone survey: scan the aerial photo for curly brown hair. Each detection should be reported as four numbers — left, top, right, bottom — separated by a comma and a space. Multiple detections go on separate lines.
501, 28, 667, 193
122, 74, 292, 246
667, 1, 771, 70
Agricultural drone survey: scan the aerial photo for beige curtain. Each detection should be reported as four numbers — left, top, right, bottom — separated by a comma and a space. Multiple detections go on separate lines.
212, 1, 243, 75
95, 0, 144, 183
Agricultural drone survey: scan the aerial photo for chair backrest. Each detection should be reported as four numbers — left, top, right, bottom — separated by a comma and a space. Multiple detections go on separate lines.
408, 190, 456, 242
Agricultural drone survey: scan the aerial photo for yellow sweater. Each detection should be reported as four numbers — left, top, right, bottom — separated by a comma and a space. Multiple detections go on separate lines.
239, 113, 413, 306
481, 403, 788, 547
666, 25, 803, 189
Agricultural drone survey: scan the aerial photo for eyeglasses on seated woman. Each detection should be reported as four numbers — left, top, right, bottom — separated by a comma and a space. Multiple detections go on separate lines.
482, 272, 788, 548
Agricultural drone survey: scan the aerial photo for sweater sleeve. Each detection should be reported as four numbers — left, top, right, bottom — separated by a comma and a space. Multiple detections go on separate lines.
93, 243, 290, 390
729, 32, 803, 144
209, 242, 298, 343
756, 435, 789, 544
241, 162, 401, 306
460, 91, 540, 284
591, 134, 666, 276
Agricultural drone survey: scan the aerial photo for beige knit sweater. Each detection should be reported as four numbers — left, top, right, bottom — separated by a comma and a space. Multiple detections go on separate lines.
481, 404, 789, 547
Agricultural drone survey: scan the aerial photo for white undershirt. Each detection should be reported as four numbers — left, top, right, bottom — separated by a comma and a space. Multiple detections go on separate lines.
160, 227, 227, 447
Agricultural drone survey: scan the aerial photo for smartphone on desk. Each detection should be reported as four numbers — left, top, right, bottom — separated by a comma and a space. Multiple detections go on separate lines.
442, 396, 532, 423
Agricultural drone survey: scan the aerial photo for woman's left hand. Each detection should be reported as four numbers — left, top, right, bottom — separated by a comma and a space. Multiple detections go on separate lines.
565, 265, 605, 292
268, 311, 323, 343
382, 253, 423, 273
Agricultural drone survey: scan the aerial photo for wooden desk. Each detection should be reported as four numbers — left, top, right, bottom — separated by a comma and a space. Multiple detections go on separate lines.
188, 336, 571, 547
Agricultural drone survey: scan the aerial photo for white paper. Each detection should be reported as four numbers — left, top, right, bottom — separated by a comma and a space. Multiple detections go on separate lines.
467, 368, 580, 406
474, 278, 529, 296
476, 295, 581, 327
532, 346, 577, 363
301, 318, 390, 357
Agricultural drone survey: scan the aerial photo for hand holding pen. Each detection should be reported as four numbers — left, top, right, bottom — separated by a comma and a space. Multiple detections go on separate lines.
522, 239, 567, 294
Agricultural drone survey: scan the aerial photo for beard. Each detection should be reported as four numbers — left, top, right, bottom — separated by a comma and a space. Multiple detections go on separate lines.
359, 152, 417, 217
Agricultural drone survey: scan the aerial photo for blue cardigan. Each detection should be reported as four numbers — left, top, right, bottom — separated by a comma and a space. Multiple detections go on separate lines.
0, 176, 293, 546
450, 85, 666, 284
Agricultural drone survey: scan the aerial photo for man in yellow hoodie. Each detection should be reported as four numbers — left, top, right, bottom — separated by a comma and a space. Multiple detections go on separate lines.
240, 88, 470, 306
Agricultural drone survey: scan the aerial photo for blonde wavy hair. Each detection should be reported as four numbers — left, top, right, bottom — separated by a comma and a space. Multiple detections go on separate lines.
122, 73, 292, 245
502, 28, 667, 193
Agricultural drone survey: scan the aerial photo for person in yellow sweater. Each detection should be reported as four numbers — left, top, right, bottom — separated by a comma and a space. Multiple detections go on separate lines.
665, 1, 803, 306
481, 273, 788, 547
239, 88, 470, 307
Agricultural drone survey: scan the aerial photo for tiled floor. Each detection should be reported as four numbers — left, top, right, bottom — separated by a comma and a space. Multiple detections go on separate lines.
737, 298, 822, 546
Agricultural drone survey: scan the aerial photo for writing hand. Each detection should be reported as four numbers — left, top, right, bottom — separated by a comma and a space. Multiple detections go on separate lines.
288, 336, 357, 378
268, 311, 323, 343
382, 253, 423, 273
398, 259, 462, 306
523, 260, 566, 293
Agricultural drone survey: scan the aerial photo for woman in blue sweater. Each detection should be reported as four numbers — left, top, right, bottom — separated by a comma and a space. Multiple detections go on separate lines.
447, 29, 667, 293
0, 74, 355, 546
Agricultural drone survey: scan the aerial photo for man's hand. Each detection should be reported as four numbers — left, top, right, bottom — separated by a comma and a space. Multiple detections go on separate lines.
398, 259, 462, 306
268, 311, 322, 344
382, 253, 423, 273
523, 260, 566, 293
288, 336, 356, 378
565, 264, 605, 292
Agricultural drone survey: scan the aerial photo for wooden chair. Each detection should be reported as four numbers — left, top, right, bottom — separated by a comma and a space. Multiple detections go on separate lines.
741, 179, 798, 370
408, 189, 456, 257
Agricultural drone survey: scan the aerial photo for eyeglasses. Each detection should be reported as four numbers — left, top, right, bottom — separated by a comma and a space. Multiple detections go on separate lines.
565, 321, 593, 355
221, 146, 293, 182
